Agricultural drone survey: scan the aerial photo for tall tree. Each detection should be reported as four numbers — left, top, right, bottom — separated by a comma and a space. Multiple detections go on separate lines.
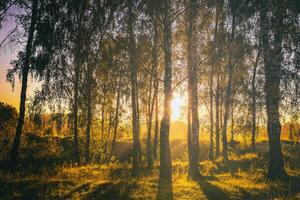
8, 0, 38, 170
260, 0, 286, 179
251, 49, 260, 151
152, 6, 160, 161
215, 74, 220, 157
186, 0, 200, 180
221, 0, 237, 161
84, 56, 93, 164
209, 67, 214, 160
107, 67, 122, 164
209, 0, 222, 161
128, 0, 141, 176
214, 0, 224, 158
153, 90, 159, 160
146, 34, 155, 168
157, 0, 173, 198
72, 1, 87, 164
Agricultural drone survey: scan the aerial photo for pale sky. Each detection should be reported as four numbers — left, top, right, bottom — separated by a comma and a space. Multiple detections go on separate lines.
0, 50, 39, 110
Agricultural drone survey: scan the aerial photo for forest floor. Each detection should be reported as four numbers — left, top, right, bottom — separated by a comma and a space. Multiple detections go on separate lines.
1, 140, 300, 200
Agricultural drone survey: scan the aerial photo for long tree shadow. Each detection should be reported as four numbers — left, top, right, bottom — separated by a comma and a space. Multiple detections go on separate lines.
197, 176, 230, 200
287, 176, 300, 195
266, 175, 300, 199
75, 180, 136, 200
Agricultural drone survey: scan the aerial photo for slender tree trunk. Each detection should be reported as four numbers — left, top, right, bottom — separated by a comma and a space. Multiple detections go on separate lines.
209, 68, 214, 160
187, 101, 192, 166
72, 14, 84, 164
73, 63, 80, 164
260, 1, 286, 179
85, 99, 92, 164
153, 83, 159, 160
101, 94, 105, 135
128, 0, 140, 176
148, 13, 159, 166
100, 95, 105, 161
146, 92, 154, 168
251, 51, 259, 151
84, 62, 93, 164
100, 88, 107, 162
221, 6, 236, 161
215, 75, 220, 157
157, 0, 173, 199
186, 0, 200, 180
209, 0, 221, 161
230, 93, 234, 143
108, 112, 112, 145
220, 94, 223, 128
104, 112, 113, 162
107, 70, 122, 164
152, 15, 159, 161
146, 48, 156, 168
9, 0, 38, 171
215, 0, 224, 158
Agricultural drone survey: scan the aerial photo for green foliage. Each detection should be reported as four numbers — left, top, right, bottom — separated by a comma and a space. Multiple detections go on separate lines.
0, 102, 17, 151
0, 101, 17, 132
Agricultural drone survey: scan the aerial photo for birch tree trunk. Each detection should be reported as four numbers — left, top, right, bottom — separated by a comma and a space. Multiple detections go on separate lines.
260, 0, 286, 179
251, 51, 259, 151
186, 0, 200, 180
215, 75, 220, 157
221, 3, 236, 161
157, 0, 173, 198
84, 60, 93, 164
9, 0, 38, 171
128, 0, 141, 176
107, 69, 122, 164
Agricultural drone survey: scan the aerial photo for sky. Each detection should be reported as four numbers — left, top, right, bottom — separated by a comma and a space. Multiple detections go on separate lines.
0, 9, 38, 110
0, 50, 39, 110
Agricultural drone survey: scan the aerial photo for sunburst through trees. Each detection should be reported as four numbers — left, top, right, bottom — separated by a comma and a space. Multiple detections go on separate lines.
0, 0, 299, 199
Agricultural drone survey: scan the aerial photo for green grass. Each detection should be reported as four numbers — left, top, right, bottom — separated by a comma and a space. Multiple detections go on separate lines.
1, 140, 300, 199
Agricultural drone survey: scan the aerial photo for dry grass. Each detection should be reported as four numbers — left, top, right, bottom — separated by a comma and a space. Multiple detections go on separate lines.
1, 140, 300, 200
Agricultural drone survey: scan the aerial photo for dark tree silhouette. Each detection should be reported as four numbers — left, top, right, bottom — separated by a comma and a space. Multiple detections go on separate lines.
128, 0, 141, 176
8, 0, 38, 171
260, 0, 286, 179
157, 0, 173, 199
186, 0, 201, 180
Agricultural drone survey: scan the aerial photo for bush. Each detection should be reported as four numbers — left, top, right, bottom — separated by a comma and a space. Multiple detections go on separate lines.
0, 102, 18, 160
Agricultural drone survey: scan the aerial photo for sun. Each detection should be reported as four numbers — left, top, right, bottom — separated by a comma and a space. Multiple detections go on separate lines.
171, 93, 186, 121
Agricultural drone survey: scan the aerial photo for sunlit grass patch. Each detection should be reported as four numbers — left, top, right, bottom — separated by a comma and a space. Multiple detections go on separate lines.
215, 171, 267, 195
1, 141, 300, 199
130, 173, 157, 200
199, 160, 218, 176
173, 174, 205, 200
57, 164, 108, 182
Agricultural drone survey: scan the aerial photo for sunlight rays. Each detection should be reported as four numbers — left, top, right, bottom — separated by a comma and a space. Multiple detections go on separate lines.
171, 93, 187, 122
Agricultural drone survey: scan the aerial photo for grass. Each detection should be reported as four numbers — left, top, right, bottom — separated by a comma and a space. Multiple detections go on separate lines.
1, 140, 300, 199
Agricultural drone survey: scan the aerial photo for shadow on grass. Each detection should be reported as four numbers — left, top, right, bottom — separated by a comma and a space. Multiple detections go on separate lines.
212, 159, 255, 176
0, 179, 41, 200
266, 175, 300, 199
78, 180, 137, 200
288, 176, 300, 192
228, 175, 300, 200
197, 176, 230, 200
0, 178, 75, 200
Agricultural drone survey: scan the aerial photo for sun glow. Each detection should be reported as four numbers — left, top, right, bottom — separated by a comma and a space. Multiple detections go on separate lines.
171, 93, 187, 121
